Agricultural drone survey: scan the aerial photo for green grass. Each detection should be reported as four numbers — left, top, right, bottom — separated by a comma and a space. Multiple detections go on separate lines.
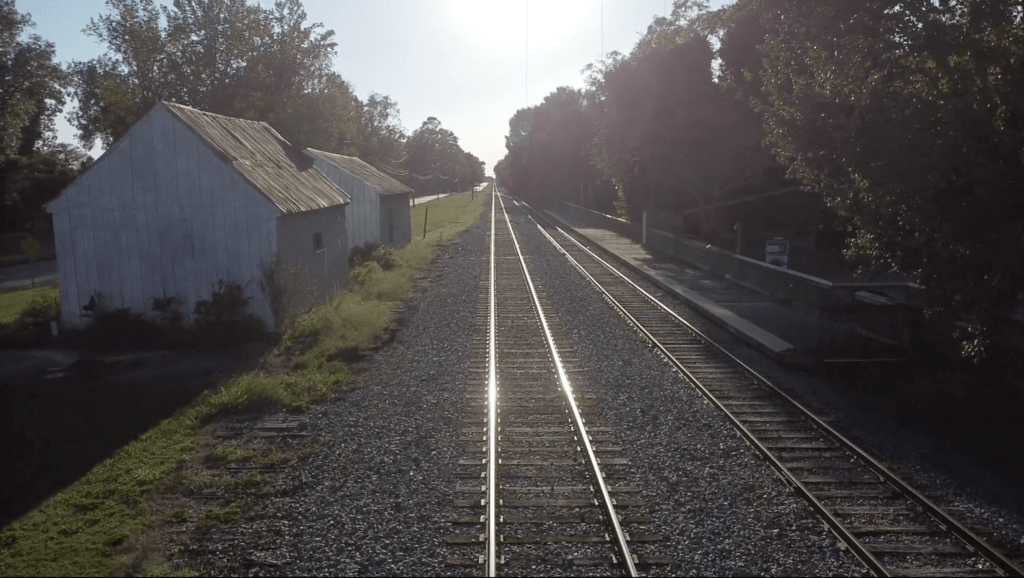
0, 285, 58, 325
0, 187, 490, 577
188, 358, 348, 423
0, 416, 194, 577
290, 190, 487, 359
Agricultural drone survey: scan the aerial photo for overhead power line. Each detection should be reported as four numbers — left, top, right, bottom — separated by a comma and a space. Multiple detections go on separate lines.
370, 158, 409, 176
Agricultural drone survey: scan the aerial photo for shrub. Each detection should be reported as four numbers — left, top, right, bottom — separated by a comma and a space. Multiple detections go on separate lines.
22, 291, 59, 324
349, 242, 397, 271
0, 291, 60, 348
193, 280, 266, 346
259, 258, 321, 331
348, 242, 380, 269
150, 294, 185, 327
370, 245, 396, 271
67, 305, 165, 351
349, 262, 383, 290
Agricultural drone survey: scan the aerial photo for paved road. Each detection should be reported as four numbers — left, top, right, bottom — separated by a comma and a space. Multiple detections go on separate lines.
410, 193, 452, 207
410, 184, 489, 207
0, 259, 58, 292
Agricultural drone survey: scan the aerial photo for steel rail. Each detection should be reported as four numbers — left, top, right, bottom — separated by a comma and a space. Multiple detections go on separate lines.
485, 190, 498, 576
497, 194, 639, 577
509, 201, 885, 575
515, 198, 1023, 578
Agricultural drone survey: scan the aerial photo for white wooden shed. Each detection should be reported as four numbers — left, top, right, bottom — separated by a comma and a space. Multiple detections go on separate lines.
304, 149, 413, 250
47, 102, 352, 329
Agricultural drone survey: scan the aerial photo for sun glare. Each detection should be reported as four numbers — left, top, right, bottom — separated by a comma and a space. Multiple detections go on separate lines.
447, 0, 591, 52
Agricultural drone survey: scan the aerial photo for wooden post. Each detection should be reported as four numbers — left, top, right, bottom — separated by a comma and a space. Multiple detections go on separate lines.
642, 210, 647, 246
423, 206, 429, 239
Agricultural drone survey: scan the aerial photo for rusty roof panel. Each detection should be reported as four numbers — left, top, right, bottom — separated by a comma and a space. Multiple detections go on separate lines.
305, 148, 413, 196
164, 102, 350, 213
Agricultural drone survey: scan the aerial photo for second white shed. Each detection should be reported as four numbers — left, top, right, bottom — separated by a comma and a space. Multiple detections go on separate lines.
305, 149, 413, 250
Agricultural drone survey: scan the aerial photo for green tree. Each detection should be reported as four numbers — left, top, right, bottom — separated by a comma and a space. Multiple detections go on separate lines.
518, 87, 594, 206
589, 31, 775, 224
69, 0, 355, 153
2, 146, 91, 229
516, 0, 786, 227
405, 117, 465, 195
231, 0, 341, 148
358, 92, 406, 165
454, 150, 485, 192
497, 105, 536, 200
69, 0, 169, 148
264, 72, 361, 153
163, 0, 266, 115
753, 0, 1024, 361
1, 0, 71, 231
0, 0, 65, 156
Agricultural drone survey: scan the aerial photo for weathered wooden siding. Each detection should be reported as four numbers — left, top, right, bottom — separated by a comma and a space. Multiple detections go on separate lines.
310, 158, 380, 250
49, 105, 279, 328
379, 194, 412, 246
276, 205, 349, 305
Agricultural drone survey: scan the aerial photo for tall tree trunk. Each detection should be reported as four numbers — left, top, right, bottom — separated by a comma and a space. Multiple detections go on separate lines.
16, 104, 44, 157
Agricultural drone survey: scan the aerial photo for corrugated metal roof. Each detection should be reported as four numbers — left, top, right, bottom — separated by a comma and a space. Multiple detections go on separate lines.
164, 102, 350, 213
305, 148, 413, 196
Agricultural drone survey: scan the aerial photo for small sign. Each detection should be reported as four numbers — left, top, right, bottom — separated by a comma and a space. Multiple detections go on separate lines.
766, 238, 789, 269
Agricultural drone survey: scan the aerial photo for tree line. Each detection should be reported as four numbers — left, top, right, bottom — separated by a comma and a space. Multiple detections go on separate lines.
0, 0, 90, 233
495, 0, 1024, 365
0, 0, 485, 234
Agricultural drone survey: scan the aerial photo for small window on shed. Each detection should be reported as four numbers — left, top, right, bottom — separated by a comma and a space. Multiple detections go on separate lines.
313, 232, 323, 250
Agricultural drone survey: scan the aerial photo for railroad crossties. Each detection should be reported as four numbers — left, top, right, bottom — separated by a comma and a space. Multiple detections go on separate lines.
163, 192, 1024, 575
511, 196, 1022, 577
444, 194, 662, 574
9, 191, 1024, 575
433, 193, 1022, 576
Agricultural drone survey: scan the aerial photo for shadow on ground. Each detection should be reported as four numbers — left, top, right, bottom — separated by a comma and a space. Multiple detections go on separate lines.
0, 345, 269, 528
814, 355, 1024, 511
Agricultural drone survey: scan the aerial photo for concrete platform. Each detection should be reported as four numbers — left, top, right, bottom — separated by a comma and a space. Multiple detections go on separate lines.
545, 208, 895, 364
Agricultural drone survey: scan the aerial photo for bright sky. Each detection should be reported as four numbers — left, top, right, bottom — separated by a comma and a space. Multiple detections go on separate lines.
21, 0, 729, 176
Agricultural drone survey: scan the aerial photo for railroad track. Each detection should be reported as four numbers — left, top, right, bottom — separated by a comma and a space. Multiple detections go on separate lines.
510, 197, 1024, 578
445, 194, 667, 576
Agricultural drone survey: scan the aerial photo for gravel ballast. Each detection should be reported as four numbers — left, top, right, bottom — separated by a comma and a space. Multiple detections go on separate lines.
502, 200, 863, 576
521, 200, 1024, 571
189, 193, 1022, 576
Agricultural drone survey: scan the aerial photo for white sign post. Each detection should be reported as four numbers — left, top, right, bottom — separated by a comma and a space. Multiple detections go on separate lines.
766, 238, 789, 269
